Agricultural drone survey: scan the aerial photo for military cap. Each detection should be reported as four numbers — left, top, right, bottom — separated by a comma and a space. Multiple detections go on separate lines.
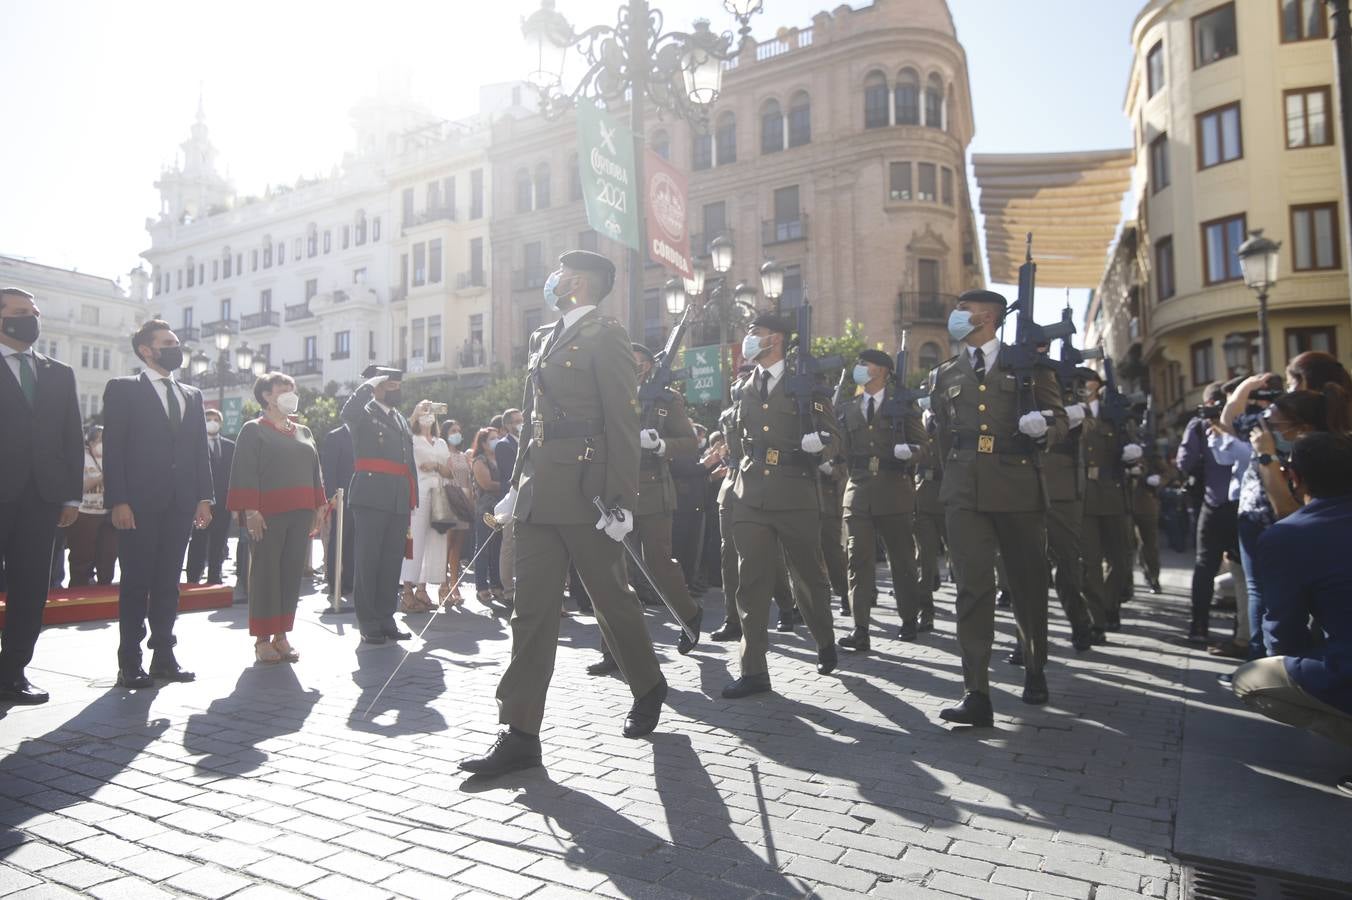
1074, 366, 1100, 383
631, 342, 655, 361
749, 312, 794, 336
560, 250, 616, 297
957, 289, 1008, 309
362, 364, 404, 380
858, 348, 893, 369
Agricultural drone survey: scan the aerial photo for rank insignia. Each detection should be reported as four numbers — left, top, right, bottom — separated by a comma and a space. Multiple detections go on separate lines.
977, 435, 995, 454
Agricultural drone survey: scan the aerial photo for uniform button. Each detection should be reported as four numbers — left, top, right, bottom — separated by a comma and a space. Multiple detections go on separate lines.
762, 425, 770, 432
978, 384, 987, 392
763, 469, 770, 476
564, 361, 573, 367
762, 403, 769, 410
540, 362, 547, 368
980, 424, 988, 432
978, 403, 987, 412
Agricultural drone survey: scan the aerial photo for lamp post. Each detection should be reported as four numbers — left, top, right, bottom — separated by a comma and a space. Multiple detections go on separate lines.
192, 328, 255, 408
759, 259, 784, 312
1237, 228, 1281, 374
1327, 1, 1352, 306
522, 0, 745, 340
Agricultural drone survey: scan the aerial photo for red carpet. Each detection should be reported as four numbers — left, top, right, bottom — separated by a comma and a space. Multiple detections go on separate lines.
0, 583, 234, 627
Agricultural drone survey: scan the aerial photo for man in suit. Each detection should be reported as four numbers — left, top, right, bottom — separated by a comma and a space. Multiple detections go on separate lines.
0, 288, 83, 704
320, 422, 356, 597
185, 408, 235, 584
495, 407, 522, 607
341, 366, 416, 644
103, 319, 214, 689
460, 250, 666, 778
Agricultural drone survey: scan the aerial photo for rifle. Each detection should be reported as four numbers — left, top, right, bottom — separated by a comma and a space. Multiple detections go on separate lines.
831, 366, 852, 407
638, 305, 693, 431
876, 330, 927, 452
784, 303, 843, 508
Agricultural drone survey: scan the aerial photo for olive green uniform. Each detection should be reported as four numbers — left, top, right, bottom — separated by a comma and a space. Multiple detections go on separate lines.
914, 422, 946, 594
499, 310, 662, 734
929, 346, 1067, 694
836, 385, 931, 632
817, 462, 849, 603
633, 384, 700, 624
1129, 455, 1167, 587
1080, 408, 1132, 628
1043, 415, 1094, 638
728, 363, 840, 677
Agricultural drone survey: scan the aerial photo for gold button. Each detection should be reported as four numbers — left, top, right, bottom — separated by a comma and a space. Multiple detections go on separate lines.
577, 455, 585, 461
540, 362, 547, 369
980, 424, 988, 432
564, 361, 573, 367
762, 425, 770, 432
978, 404, 987, 412
762, 403, 769, 410
978, 384, 987, 392
763, 469, 770, 476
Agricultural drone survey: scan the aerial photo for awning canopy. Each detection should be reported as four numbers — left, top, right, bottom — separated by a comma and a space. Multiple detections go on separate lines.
973, 149, 1134, 288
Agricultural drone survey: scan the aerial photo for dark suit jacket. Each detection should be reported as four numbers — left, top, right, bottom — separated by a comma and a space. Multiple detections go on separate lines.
320, 424, 356, 502
0, 350, 83, 504
494, 434, 518, 503
339, 384, 416, 514
102, 372, 214, 514
207, 435, 235, 511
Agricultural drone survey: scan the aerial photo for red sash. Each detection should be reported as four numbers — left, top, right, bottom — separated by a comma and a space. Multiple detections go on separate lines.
355, 457, 417, 508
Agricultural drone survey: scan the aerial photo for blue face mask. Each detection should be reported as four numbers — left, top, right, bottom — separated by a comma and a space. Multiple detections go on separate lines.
543, 270, 568, 313
947, 309, 975, 342
742, 333, 766, 361
852, 365, 870, 386
1273, 432, 1294, 455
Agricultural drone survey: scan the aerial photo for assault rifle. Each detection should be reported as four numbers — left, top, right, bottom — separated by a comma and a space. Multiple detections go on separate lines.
1001, 234, 1067, 420
877, 330, 927, 448
785, 303, 843, 508
638, 305, 693, 431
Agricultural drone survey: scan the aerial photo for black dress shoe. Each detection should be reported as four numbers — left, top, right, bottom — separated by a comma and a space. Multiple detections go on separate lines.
1104, 611, 1121, 632
585, 654, 619, 676
917, 614, 935, 633
839, 599, 851, 617
721, 673, 772, 699
116, 668, 155, 689
459, 729, 543, 777
1090, 627, 1109, 646
360, 632, 388, 645
996, 591, 1011, 609
1071, 628, 1094, 653
149, 655, 196, 683
838, 629, 870, 652
710, 621, 742, 642
1147, 577, 1162, 594
1184, 630, 1209, 647
383, 627, 412, 641
939, 692, 994, 727
677, 608, 703, 656
816, 644, 838, 675
1006, 646, 1025, 667
0, 678, 49, 705
1022, 671, 1049, 705
776, 616, 795, 633
206, 572, 224, 585
898, 623, 918, 642
622, 677, 667, 738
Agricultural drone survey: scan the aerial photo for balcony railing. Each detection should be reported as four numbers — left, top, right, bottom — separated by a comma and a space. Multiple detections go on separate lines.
390, 286, 408, 304
202, 319, 238, 338
897, 291, 957, 325
403, 207, 457, 231
459, 344, 486, 368
177, 325, 200, 342
457, 271, 486, 290
282, 358, 323, 378
512, 269, 547, 291
240, 310, 280, 331
762, 214, 807, 245
332, 290, 349, 304
284, 303, 314, 322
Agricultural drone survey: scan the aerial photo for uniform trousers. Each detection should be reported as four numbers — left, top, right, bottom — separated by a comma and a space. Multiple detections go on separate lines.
633, 512, 699, 622
0, 483, 61, 681
1081, 511, 1132, 627
819, 498, 848, 601
914, 509, 946, 591
845, 512, 929, 630
352, 506, 406, 634
1134, 504, 1161, 581
498, 520, 662, 734
116, 503, 195, 670
718, 494, 740, 623
1047, 500, 1093, 635
945, 507, 1049, 694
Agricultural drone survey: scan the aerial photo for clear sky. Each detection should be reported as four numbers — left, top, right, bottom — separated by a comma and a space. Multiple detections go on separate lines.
0, 0, 1145, 328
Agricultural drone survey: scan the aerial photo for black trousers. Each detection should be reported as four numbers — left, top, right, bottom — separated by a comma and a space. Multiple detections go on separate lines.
672, 505, 705, 587
1190, 500, 1239, 636
117, 504, 195, 669
325, 506, 355, 593
0, 482, 61, 682
185, 506, 232, 583
352, 506, 405, 634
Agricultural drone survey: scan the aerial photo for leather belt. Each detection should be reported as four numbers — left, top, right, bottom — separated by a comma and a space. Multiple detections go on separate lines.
532, 419, 601, 442
747, 443, 815, 469
847, 454, 911, 474
952, 432, 1033, 456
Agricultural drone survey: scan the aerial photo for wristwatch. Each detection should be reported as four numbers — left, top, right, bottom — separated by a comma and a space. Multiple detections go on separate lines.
1256, 453, 1275, 466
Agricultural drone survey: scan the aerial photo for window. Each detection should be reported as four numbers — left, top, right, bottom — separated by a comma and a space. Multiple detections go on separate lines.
1196, 102, 1242, 169
413, 243, 427, 287
1291, 202, 1341, 271
353, 267, 366, 284
470, 314, 484, 350
183, 307, 194, 329
941, 167, 954, 206
223, 253, 233, 277
1190, 339, 1214, 386
702, 202, 726, 251
220, 298, 232, 321
1286, 326, 1336, 360
773, 186, 801, 241
1147, 41, 1165, 97
1201, 213, 1246, 285
1193, 3, 1237, 68
895, 69, 919, 125
692, 132, 713, 170
918, 259, 941, 299
864, 71, 889, 128
333, 331, 351, 359
569, 154, 581, 202
761, 100, 784, 154
306, 226, 317, 257
400, 253, 409, 291
81, 346, 89, 368
341, 226, 350, 250
780, 264, 804, 309
1155, 236, 1176, 301
293, 238, 302, 260
470, 168, 484, 219
715, 113, 736, 165
889, 162, 912, 201
1150, 134, 1171, 193
260, 289, 272, 312
924, 74, 944, 129
323, 230, 331, 254
428, 315, 442, 363
578, 230, 598, 252
402, 188, 415, 226
534, 163, 551, 209
251, 249, 258, 271
102, 348, 110, 370
919, 341, 942, 373
354, 213, 366, 245
372, 216, 381, 241
305, 278, 318, 301
368, 331, 376, 361
1285, 87, 1332, 148
429, 238, 443, 283
236, 253, 243, 275
651, 130, 670, 160
186, 259, 195, 287
443, 177, 456, 216
304, 335, 318, 362
212, 260, 219, 281
1281, 0, 1327, 42
918, 163, 937, 201
411, 318, 425, 359
199, 263, 205, 282
277, 243, 285, 265
470, 237, 485, 284
524, 241, 544, 286
426, 179, 441, 212
515, 168, 532, 213
788, 92, 811, 147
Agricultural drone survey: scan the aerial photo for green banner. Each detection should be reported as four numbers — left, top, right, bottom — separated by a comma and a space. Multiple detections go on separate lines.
222, 396, 244, 436
681, 345, 723, 406
576, 101, 639, 251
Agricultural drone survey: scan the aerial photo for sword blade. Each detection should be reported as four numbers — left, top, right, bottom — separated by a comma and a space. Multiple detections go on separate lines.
593, 497, 697, 642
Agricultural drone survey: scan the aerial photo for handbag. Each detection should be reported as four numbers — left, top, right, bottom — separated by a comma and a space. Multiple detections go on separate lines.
428, 479, 457, 533
444, 482, 475, 523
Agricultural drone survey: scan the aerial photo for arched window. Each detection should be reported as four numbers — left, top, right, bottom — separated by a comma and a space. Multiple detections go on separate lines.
222, 246, 233, 278
761, 99, 784, 154
306, 223, 318, 258
354, 210, 367, 245
925, 73, 944, 129
715, 112, 737, 165
919, 341, 942, 374
895, 68, 920, 125
534, 162, 551, 210
864, 70, 889, 128
515, 168, 532, 213
651, 129, 670, 160
568, 153, 581, 201
692, 131, 712, 170
788, 91, 811, 147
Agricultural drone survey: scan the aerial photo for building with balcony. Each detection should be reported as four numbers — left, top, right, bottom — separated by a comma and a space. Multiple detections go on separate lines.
0, 255, 152, 422
1086, 0, 1352, 421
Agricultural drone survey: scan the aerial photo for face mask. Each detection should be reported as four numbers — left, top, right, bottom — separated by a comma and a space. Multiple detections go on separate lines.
1, 316, 40, 345
91, 443, 103, 456
205, 421, 221, 435
543, 270, 572, 313
697, 436, 708, 449
742, 333, 769, 362
155, 345, 184, 372
852, 365, 870, 386
947, 309, 975, 342
419, 414, 435, 428
509, 423, 521, 436
276, 391, 300, 415
383, 389, 402, 407
448, 432, 463, 447
1273, 432, 1294, 455
489, 437, 501, 449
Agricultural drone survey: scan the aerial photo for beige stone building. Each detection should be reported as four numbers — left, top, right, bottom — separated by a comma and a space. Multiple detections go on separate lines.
1087, 0, 1351, 420
488, 0, 983, 385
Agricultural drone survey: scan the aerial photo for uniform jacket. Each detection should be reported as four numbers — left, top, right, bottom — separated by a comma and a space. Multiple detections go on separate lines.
635, 383, 697, 517
512, 310, 640, 525
835, 384, 928, 518
914, 419, 944, 516
320, 424, 355, 502
928, 344, 1067, 513
102, 372, 214, 514
0, 349, 82, 505
1130, 453, 1169, 516
340, 384, 417, 514
1043, 389, 1085, 504
1081, 406, 1128, 516
206, 434, 236, 512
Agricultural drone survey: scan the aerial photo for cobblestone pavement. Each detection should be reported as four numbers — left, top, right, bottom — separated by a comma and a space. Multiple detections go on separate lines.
0, 550, 1202, 899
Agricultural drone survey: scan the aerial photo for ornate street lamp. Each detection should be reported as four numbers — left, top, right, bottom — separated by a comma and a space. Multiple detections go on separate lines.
213, 329, 232, 353
709, 234, 733, 274
522, 0, 573, 89
251, 358, 268, 378
190, 349, 210, 379
759, 259, 784, 311
733, 280, 758, 308
682, 263, 706, 299
663, 277, 687, 315
1237, 228, 1281, 373
1222, 332, 1249, 378
234, 342, 255, 374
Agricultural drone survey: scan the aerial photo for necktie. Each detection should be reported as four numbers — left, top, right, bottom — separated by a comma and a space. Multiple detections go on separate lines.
211, 437, 221, 462
163, 380, 182, 431
16, 353, 36, 407
866, 395, 875, 425
973, 348, 986, 382
542, 319, 565, 356
759, 370, 770, 402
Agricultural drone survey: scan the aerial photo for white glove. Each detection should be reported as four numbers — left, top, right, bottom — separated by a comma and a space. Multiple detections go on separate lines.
640, 428, 660, 450
916, 396, 932, 412
1121, 443, 1144, 463
493, 487, 518, 523
893, 443, 913, 461
363, 375, 389, 389
1065, 403, 1086, 430
1018, 411, 1050, 439
801, 432, 827, 454
1146, 474, 1162, 487
818, 460, 835, 475
654, 438, 666, 457
595, 507, 634, 542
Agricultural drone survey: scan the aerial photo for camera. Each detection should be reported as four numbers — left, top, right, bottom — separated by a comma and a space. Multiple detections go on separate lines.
1196, 405, 1221, 421
429, 402, 448, 415
1251, 388, 1282, 402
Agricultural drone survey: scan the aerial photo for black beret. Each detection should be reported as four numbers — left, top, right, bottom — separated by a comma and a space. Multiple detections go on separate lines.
1074, 366, 1100, 382
957, 289, 1009, 309
749, 312, 794, 336
631, 343, 655, 361
560, 250, 616, 296
858, 349, 894, 369
362, 365, 404, 380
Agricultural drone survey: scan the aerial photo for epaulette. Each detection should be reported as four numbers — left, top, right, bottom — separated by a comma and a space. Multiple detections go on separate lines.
594, 314, 623, 329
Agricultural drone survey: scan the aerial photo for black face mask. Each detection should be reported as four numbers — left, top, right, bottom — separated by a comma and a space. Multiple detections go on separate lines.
1, 316, 40, 345
155, 346, 184, 372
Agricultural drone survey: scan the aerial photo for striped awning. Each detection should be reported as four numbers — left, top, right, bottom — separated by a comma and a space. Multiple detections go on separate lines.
973, 149, 1134, 288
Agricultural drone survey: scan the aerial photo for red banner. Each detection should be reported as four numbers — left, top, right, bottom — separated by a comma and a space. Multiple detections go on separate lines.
643, 147, 692, 279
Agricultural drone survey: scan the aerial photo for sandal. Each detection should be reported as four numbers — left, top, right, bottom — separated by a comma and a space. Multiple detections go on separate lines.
437, 582, 452, 605
414, 585, 433, 609
450, 587, 464, 607
255, 641, 282, 664
273, 638, 299, 662
399, 585, 427, 614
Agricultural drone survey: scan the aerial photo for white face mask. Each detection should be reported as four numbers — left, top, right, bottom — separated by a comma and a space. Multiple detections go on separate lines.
91, 443, 103, 456
276, 391, 300, 415
448, 432, 463, 447
742, 333, 769, 362
488, 437, 501, 449
205, 421, 221, 435
419, 414, 435, 428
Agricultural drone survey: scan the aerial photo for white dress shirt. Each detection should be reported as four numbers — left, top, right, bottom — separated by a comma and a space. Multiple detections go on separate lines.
860, 385, 885, 419
1, 343, 37, 388
142, 369, 187, 419
753, 358, 786, 397
966, 337, 1000, 373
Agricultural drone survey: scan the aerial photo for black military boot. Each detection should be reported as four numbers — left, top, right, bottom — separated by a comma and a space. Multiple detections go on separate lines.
459, 729, 543, 777
939, 692, 994, 727
838, 628, 870, 652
